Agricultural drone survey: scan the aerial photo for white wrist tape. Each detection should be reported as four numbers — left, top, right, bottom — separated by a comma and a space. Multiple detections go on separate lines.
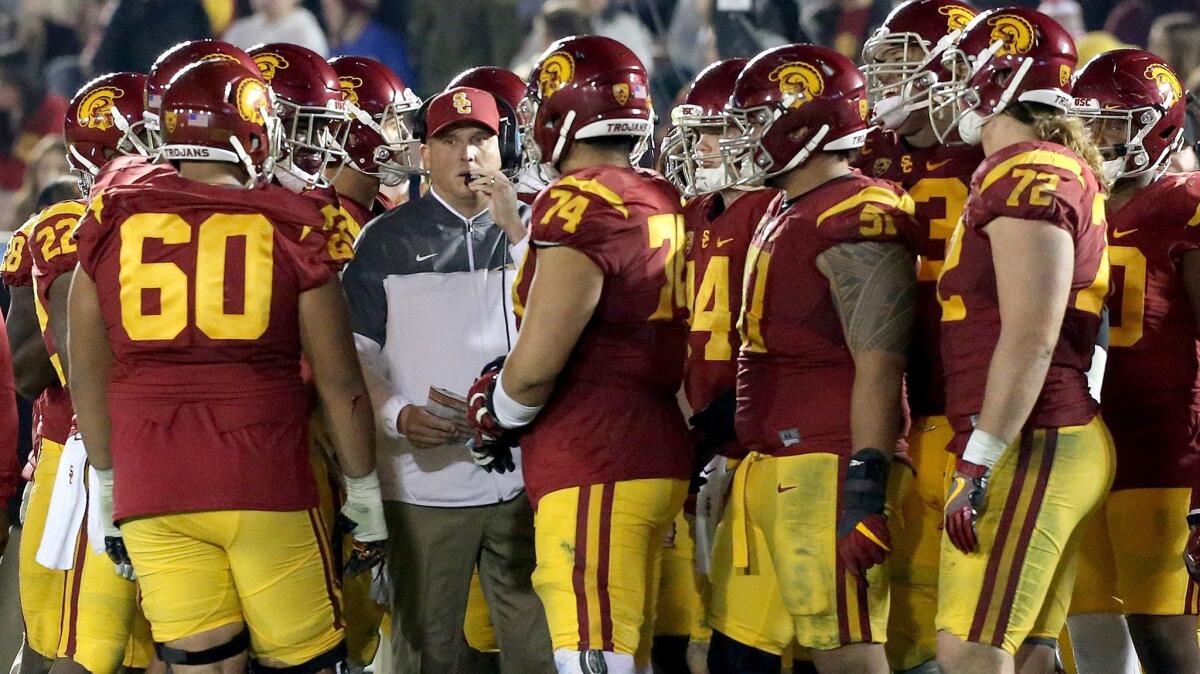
344, 470, 382, 504
962, 429, 1009, 469
493, 370, 542, 429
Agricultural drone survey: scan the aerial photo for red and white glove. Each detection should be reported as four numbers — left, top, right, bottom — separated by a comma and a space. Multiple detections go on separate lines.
466, 356, 518, 474
836, 448, 892, 576
944, 458, 990, 553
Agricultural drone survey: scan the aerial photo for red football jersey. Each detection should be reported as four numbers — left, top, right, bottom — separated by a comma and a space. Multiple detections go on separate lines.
736, 173, 923, 457
938, 141, 1107, 446
302, 185, 382, 268
855, 129, 982, 417
1100, 172, 1200, 489
683, 189, 779, 427
76, 171, 338, 519
513, 165, 692, 504
28, 201, 85, 448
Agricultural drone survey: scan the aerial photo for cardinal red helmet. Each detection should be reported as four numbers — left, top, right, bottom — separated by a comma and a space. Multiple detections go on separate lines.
928, 7, 1077, 144
248, 43, 351, 189
158, 59, 280, 186
448, 66, 527, 112
661, 58, 747, 196
522, 35, 654, 173
1071, 49, 1187, 182
329, 55, 422, 186
721, 44, 869, 185
861, 0, 978, 128
144, 40, 260, 141
65, 71, 152, 193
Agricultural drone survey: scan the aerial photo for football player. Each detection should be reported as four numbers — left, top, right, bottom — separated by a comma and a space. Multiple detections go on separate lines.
929, 8, 1112, 673
66, 59, 384, 672
5, 199, 67, 674
329, 54, 420, 228
15, 72, 157, 674
249, 42, 353, 193
465, 35, 692, 674
1070, 51, 1200, 674
855, 1, 980, 671
660, 57, 784, 672
710, 44, 920, 674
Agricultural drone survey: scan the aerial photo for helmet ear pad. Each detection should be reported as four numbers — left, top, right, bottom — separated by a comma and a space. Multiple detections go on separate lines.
411, 94, 520, 176
412, 97, 431, 143
494, 96, 521, 177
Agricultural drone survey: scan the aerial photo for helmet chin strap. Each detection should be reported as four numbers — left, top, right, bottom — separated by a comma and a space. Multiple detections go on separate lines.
228, 135, 260, 188
549, 109, 577, 167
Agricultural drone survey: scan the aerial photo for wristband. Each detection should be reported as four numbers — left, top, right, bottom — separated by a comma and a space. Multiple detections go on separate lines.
344, 470, 382, 503
493, 370, 542, 429
962, 429, 1008, 469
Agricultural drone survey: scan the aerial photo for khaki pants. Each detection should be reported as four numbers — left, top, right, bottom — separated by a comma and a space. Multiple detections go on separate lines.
385, 494, 554, 674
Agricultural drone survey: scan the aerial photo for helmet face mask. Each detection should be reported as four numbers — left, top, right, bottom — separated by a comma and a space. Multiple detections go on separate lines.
662, 107, 738, 196
274, 97, 352, 189
719, 105, 787, 187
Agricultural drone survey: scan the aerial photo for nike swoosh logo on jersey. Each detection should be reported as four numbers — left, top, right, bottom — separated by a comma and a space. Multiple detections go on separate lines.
416, 253, 438, 261
1112, 228, 1138, 239
777, 483, 798, 493
926, 159, 952, 171
716, 237, 735, 248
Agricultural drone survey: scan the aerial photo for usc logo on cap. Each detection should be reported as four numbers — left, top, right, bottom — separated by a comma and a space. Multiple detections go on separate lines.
538, 51, 575, 99
768, 62, 824, 109
939, 5, 976, 31
253, 53, 290, 83
452, 91, 473, 114
237, 78, 270, 125
78, 87, 124, 131
339, 76, 363, 106
1145, 64, 1183, 107
987, 14, 1035, 57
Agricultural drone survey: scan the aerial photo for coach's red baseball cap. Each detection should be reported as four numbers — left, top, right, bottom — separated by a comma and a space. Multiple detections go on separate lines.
425, 86, 501, 139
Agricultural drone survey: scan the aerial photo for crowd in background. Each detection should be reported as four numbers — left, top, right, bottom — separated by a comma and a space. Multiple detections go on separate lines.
0, 0, 1193, 241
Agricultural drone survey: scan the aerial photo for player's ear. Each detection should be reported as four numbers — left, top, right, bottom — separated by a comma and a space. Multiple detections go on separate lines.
420, 143, 430, 171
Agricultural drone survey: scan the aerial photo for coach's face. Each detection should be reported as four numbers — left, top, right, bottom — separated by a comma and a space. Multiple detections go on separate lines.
422, 123, 502, 203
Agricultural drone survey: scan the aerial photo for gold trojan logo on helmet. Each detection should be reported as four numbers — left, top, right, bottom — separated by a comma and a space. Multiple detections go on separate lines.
236, 78, 270, 125
1144, 63, 1183, 107
78, 87, 124, 131
987, 14, 1035, 57
768, 61, 825, 110
538, 51, 575, 99
253, 53, 290, 83
339, 76, 363, 106
939, 5, 977, 31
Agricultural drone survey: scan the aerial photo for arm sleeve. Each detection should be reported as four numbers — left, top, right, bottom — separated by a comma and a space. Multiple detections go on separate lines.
817, 183, 925, 252
0, 311, 19, 502
530, 183, 636, 275
973, 162, 1090, 233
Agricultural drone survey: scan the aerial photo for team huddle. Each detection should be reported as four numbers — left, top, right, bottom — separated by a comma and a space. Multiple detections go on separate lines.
2, 0, 1198, 673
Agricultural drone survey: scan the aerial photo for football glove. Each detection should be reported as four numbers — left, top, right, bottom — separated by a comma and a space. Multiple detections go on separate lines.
689, 389, 737, 450
944, 458, 990, 553
466, 356, 518, 474
836, 448, 892, 576
94, 467, 136, 581
1185, 510, 1200, 583
340, 471, 387, 575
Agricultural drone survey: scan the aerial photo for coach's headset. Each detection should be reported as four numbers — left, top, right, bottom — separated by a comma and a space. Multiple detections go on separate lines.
412, 93, 522, 179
